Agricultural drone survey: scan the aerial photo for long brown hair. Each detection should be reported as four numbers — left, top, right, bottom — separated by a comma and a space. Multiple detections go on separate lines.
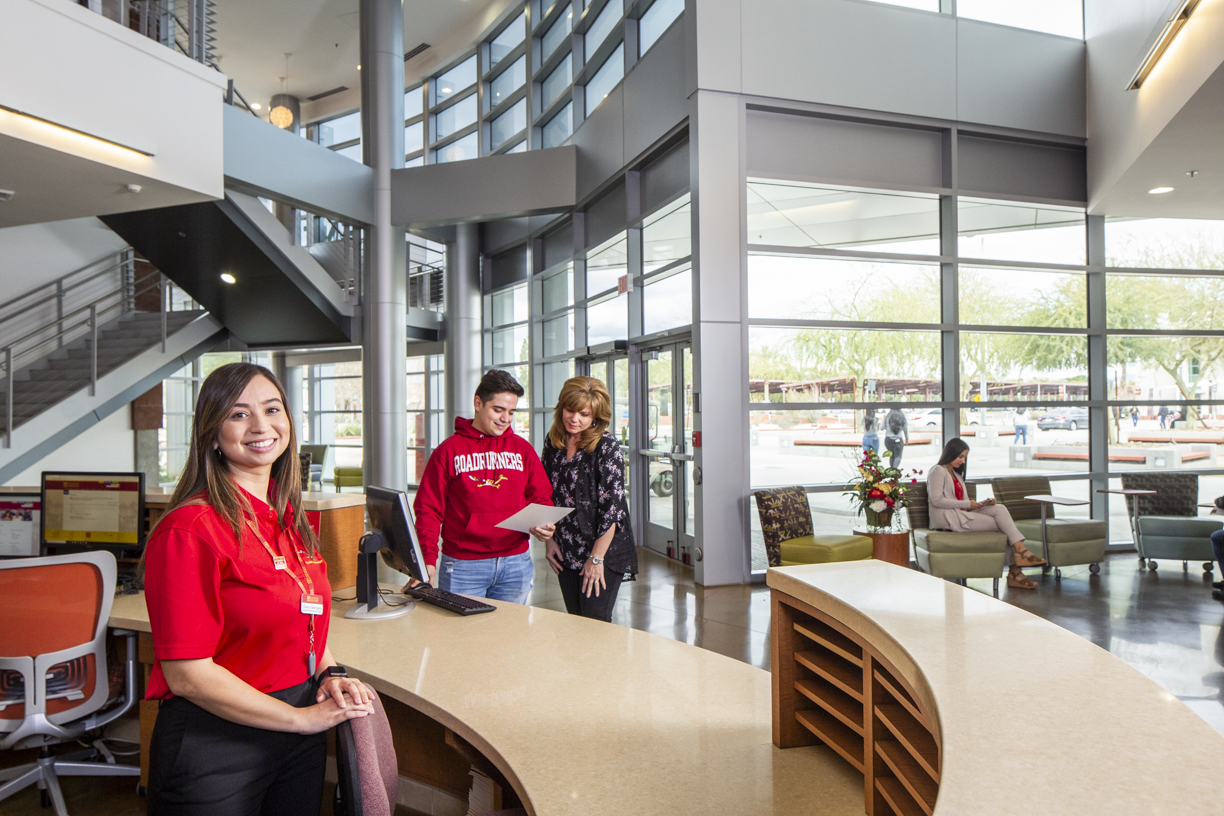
148, 362, 317, 557
547, 376, 611, 454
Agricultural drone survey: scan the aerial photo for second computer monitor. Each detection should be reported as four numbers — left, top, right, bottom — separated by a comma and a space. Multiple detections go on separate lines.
365, 486, 429, 584
40, 472, 145, 555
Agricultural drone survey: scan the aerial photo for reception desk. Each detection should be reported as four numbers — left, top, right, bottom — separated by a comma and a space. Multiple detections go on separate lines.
108, 592, 865, 815
768, 561, 1224, 815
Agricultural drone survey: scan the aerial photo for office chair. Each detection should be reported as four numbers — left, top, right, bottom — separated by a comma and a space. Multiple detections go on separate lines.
0, 552, 140, 815
334, 686, 398, 816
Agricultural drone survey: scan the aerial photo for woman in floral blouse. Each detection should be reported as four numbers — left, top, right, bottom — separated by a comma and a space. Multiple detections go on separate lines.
540, 376, 637, 621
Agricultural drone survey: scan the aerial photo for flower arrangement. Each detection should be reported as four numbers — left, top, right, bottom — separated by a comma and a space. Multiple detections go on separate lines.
844, 448, 922, 531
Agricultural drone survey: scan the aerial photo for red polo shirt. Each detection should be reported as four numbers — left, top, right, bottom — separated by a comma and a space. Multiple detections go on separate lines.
143, 487, 331, 700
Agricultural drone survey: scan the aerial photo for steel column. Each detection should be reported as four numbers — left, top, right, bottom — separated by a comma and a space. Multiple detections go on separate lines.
445, 222, 483, 431
359, 0, 407, 491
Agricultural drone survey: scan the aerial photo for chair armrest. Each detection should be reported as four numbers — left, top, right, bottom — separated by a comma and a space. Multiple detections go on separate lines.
83, 630, 139, 732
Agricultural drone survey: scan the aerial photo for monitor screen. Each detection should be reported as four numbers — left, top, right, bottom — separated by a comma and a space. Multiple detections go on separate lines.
40, 472, 145, 551
0, 493, 40, 557
365, 485, 428, 584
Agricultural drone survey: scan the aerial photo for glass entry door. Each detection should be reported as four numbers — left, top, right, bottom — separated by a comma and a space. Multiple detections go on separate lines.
640, 343, 694, 562
585, 354, 631, 514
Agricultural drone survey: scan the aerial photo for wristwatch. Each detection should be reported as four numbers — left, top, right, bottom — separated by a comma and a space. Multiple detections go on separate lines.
322, 665, 348, 679
589, 555, 604, 565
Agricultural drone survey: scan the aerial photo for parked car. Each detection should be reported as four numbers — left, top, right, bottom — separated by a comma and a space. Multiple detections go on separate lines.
1037, 407, 1089, 431
907, 409, 942, 427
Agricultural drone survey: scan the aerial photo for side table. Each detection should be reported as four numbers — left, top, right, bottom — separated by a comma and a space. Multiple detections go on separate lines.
855, 529, 911, 566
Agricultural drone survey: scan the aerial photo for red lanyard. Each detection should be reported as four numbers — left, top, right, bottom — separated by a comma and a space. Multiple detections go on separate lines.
246, 517, 319, 675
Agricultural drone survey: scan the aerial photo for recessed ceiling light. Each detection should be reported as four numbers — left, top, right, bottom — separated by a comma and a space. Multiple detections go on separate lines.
1149, 186, 1175, 194
220, 273, 237, 284
442, 86, 452, 93
251, 102, 262, 111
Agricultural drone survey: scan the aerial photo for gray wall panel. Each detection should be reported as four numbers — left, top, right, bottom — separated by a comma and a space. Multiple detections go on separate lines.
481, 217, 531, 254
224, 105, 375, 225
739, 0, 957, 121
958, 135, 1087, 203
572, 85, 627, 203
487, 245, 528, 291
542, 219, 574, 269
641, 138, 691, 216
391, 146, 577, 226
584, 181, 627, 249
957, 20, 1086, 139
690, 0, 741, 94
623, 19, 689, 162
746, 111, 944, 190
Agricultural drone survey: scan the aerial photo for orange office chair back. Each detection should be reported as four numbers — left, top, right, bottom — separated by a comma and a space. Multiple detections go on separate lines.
0, 553, 114, 744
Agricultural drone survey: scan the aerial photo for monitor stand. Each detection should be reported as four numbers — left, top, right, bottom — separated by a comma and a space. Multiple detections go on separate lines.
343, 552, 413, 620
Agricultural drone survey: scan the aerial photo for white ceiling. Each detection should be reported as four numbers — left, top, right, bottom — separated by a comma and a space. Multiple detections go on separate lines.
214, 0, 491, 116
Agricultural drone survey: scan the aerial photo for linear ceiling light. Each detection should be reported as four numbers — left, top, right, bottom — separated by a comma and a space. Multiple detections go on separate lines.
1127, 0, 1204, 90
0, 103, 154, 157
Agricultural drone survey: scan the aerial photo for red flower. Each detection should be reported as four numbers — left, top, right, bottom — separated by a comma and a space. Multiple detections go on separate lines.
869, 488, 884, 498
885, 497, 895, 507
911, 478, 918, 484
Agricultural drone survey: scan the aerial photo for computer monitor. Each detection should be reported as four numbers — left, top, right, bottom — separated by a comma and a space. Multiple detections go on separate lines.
40, 472, 145, 555
367, 486, 429, 583
344, 485, 427, 620
0, 493, 41, 558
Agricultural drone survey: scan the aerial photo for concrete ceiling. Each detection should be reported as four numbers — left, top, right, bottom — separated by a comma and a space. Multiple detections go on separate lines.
1089, 58, 1224, 220
0, 132, 214, 229
214, 0, 492, 118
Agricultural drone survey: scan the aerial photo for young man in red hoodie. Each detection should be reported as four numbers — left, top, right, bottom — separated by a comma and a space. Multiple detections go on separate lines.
412, 369, 554, 603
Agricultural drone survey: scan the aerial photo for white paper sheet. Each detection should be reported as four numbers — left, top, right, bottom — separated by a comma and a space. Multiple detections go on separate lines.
494, 503, 573, 533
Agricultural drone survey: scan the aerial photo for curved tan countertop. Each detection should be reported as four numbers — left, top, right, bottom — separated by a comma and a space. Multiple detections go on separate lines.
768, 560, 1224, 814
108, 592, 863, 816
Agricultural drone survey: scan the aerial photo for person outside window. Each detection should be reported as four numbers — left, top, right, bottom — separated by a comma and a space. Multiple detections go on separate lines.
142, 363, 373, 815
539, 377, 637, 622
1130, 406, 1140, 427
862, 415, 880, 455
883, 407, 909, 468
1158, 405, 1170, 429
1013, 407, 1029, 445
927, 437, 1048, 590
412, 369, 555, 604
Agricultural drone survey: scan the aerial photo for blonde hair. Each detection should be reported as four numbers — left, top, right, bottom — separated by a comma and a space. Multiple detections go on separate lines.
548, 376, 612, 454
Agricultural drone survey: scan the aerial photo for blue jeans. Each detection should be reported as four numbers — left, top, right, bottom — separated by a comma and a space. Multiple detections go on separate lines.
862, 433, 879, 454
437, 551, 534, 604
1015, 424, 1027, 444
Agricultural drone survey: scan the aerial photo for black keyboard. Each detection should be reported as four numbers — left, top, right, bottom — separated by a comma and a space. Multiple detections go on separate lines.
404, 585, 496, 616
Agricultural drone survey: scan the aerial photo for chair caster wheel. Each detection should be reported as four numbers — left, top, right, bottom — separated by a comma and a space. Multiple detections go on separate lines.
1089, 563, 1100, 575
136, 784, 147, 797
1204, 563, 1214, 573
1148, 559, 1158, 571
1041, 564, 1051, 573
1054, 567, 1062, 580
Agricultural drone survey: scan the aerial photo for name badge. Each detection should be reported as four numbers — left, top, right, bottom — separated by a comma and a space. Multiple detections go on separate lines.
273, 556, 287, 570
301, 593, 324, 616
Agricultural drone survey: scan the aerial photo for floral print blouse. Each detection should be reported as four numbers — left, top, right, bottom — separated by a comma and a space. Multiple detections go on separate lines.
541, 432, 637, 574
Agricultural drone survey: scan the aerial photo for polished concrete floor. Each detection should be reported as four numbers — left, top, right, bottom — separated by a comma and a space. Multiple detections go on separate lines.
5, 547, 1224, 814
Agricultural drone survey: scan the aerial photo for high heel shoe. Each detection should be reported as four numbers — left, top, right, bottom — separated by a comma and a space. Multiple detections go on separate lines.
1011, 544, 1047, 567
1007, 571, 1038, 590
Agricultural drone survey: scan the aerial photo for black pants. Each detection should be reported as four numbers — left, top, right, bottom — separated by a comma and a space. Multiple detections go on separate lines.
558, 567, 625, 622
884, 435, 905, 467
148, 678, 326, 816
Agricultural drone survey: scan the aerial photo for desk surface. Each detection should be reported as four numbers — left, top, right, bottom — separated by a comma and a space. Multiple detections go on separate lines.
0, 485, 368, 512
108, 592, 864, 816
768, 561, 1224, 815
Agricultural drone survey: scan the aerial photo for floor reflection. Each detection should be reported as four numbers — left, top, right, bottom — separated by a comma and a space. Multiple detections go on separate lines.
529, 547, 1224, 737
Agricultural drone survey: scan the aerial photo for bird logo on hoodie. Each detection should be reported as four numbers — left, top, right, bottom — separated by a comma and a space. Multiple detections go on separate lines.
468, 474, 509, 489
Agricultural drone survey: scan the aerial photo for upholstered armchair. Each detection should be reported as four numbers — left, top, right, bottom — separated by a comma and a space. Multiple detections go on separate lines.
990, 476, 1107, 579
1120, 472, 1222, 573
907, 481, 1008, 596
753, 486, 872, 568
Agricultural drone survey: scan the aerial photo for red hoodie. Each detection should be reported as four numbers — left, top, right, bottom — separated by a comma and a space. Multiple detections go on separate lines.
413, 417, 553, 565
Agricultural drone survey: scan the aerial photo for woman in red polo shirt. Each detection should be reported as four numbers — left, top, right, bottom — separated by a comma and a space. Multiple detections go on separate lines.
142, 363, 373, 815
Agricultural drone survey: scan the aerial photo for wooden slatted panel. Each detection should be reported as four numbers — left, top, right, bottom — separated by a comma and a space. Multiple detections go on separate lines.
876, 741, 936, 816
795, 620, 864, 666
796, 708, 865, 772
796, 677, 864, 734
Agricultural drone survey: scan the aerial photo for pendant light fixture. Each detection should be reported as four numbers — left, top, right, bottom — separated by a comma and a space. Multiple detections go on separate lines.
269, 53, 299, 130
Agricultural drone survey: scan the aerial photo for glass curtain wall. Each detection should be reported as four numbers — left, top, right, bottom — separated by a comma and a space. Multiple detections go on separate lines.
863, 1, 1084, 39
484, 284, 533, 437
745, 176, 1224, 569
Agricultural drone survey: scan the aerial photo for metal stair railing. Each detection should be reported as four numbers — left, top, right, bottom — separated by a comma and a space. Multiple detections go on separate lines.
0, 270, 198, 448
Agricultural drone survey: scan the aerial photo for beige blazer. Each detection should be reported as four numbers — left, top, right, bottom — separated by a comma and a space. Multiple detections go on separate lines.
926, 465, 976, 531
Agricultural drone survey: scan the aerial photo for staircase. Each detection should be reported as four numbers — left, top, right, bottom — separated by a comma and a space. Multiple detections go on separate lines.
0, 250, 227, 483
0, 310, 203, 437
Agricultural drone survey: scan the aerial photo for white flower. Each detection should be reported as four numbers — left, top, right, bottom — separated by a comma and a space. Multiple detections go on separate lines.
869, 500, 887, 512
